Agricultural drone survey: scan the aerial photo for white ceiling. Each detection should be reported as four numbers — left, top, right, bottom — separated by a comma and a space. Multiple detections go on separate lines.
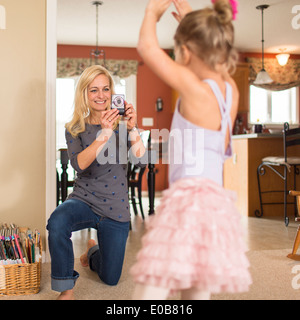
57, 0, 300, 54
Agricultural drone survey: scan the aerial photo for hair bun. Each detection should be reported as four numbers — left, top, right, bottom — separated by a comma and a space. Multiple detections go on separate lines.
213, 0, 233, 24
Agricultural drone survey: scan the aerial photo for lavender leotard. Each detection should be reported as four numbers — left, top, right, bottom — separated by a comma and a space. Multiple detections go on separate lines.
168, 79, 233, 186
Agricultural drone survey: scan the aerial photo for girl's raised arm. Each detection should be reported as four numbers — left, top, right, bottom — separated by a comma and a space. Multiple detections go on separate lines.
138, 0, 197, 94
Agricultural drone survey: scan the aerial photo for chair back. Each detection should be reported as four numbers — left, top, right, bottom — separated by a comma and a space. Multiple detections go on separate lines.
127, 163, 146, 184
283, 122, 300, 161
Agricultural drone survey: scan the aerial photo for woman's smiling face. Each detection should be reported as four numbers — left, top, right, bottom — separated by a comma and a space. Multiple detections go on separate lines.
87, 74, 112, 113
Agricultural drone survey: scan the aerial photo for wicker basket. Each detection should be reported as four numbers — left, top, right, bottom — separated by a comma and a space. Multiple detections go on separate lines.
0, 261, 41, 296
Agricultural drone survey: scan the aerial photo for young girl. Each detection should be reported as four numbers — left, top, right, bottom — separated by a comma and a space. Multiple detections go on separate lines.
130, 0, 252, 300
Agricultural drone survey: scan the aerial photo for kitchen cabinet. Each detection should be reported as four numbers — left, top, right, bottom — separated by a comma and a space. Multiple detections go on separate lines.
232, 62, 249, 113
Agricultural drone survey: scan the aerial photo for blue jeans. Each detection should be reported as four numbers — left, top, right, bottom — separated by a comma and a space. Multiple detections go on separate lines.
46, 199, 130, 292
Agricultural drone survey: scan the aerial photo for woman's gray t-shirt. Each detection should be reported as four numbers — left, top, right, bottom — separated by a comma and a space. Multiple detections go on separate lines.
65, 122, 147, 222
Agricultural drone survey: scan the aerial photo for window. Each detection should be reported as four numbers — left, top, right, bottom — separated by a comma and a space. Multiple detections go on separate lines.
56, 78, 77, 149
114, 74, 137, 110
249, 85, 299, 125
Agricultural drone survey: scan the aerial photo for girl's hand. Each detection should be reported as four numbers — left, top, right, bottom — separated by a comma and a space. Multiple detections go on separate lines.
124, 102, 137, 131
171, 0, 193, 22
146, 0, 173, 22
100, 108, 119, 129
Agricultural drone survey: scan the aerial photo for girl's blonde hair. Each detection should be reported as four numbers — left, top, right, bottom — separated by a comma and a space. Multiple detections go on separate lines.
65, 65, 117, 137
174, 0, 238, 74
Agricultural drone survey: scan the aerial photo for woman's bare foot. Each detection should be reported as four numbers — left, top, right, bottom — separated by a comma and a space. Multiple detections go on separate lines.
80, 239, 96, 267
57, 289, 75, 300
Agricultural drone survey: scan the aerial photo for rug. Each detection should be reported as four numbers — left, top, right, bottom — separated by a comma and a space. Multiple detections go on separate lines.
1, 248, 300, 300
213, 248, 300, 300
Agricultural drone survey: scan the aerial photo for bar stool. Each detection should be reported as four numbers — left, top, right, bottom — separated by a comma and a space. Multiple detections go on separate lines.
256, 122, 300, 226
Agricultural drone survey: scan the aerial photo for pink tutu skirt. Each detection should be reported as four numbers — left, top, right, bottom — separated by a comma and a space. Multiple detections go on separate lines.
130, 178, 252, 295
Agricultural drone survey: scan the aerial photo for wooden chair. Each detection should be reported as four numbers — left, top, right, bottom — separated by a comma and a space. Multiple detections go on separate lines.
287, 190, 300, 260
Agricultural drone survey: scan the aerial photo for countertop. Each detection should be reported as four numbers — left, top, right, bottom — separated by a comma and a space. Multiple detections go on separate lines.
232, 133, 283, 139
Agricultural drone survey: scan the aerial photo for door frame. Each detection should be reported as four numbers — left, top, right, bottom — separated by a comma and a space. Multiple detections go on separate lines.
45, 0, 57, 262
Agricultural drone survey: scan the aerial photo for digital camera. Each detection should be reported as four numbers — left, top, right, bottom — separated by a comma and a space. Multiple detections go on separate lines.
111, 94, 125, 115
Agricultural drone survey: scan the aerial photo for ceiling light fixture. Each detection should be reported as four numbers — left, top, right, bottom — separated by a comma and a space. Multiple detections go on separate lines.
90, 1, 120, 75
90, 1, 107, 67
254, 4, 273, 85
276, 49, 290, 66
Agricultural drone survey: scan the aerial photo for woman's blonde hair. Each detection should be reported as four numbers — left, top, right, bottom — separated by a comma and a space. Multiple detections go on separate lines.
65, 65, 117, 137
174, 0, 238, 74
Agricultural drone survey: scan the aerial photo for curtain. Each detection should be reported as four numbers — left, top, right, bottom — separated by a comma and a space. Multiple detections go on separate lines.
247, 57, 300, 91
57, 57, 139, 78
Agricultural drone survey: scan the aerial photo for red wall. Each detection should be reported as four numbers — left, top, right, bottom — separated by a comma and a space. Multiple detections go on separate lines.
58, 45, 172, 191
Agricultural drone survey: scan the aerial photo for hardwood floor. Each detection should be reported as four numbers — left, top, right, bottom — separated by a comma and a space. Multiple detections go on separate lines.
71, 195, 299, 259
243, 215, 298, 251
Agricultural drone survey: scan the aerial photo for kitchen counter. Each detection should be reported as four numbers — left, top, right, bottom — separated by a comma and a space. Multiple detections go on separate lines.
232, 133, 282, 139
224, 134, 300, 219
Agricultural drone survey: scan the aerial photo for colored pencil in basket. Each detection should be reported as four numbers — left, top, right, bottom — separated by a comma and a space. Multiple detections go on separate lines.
13, 234, 25, 264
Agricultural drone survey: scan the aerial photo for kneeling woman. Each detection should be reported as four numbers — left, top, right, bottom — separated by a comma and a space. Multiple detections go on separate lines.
47, 65, 146, 300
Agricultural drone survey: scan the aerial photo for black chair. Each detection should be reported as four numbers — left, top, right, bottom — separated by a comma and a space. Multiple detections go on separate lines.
57, 148, 75, 205
128, 163, 146, 220
256, 122, 300, 226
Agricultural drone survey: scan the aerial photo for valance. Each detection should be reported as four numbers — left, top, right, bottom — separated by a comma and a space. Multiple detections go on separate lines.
57, 58, 139, 78
247, 57, 300, 91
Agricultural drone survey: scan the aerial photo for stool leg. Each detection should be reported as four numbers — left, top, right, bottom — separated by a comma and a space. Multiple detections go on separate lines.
292, 227, 300, 255
284, 166, 289, 226
287, 226, 300, 260
256, 164, 264, 217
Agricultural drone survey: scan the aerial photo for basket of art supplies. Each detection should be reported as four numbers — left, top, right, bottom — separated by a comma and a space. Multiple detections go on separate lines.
0, 224, 42, 296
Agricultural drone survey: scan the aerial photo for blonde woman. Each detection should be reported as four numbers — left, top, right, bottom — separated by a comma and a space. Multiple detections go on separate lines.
130, 0, 251, 300
47, 65, 146, 300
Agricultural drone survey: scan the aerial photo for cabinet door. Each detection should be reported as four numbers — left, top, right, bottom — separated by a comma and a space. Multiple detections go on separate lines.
171, 90, 179, 113
232, 63, 249, 113
224, 139, 249, 216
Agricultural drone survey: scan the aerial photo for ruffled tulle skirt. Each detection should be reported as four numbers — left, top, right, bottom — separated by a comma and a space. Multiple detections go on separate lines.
130, 178, 252, 295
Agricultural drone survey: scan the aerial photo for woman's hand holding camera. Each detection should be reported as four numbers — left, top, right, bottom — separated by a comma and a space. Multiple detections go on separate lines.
123, 102, 145, 158
100, 108, 120, 129
124, 102, 137, 131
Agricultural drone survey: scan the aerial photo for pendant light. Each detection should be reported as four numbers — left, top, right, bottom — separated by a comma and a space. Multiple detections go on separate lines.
254, 4, 273, 85
276, 49, 290, 66
90, 1, 107, 67
89, 1, 120, 75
